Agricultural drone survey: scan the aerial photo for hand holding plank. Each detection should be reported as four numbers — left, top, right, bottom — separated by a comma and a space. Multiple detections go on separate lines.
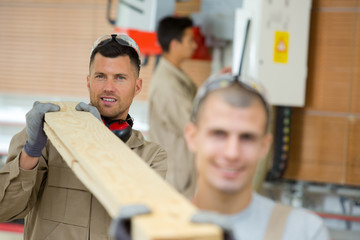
24, 101, 60, 157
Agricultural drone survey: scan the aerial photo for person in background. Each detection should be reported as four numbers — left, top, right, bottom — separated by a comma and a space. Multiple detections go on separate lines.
185, 74, 330, 240
0, 34, 167, 240
148, 16, 198, 199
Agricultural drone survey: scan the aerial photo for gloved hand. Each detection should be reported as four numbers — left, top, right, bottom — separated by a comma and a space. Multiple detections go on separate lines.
109, 204, 151, 240
75, 102, 102, 121
24, 101, 60, 157
191, 211, 236, 240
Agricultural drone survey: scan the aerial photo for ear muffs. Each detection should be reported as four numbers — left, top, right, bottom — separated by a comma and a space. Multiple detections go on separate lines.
102, 115, 133, 142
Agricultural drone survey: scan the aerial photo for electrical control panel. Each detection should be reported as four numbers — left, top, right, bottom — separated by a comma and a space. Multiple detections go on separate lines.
233, 0, 313, 107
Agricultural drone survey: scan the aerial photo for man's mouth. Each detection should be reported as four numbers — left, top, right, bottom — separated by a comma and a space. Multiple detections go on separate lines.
101, 97, 117, 103
216, 166, 242, 179
221, 167, 239, 173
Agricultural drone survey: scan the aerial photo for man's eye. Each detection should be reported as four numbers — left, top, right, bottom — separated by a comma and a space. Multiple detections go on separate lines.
212, 130, 226, 138
95, 75, 104, 79
240, 134, 257, 143
115, 76, 125, 80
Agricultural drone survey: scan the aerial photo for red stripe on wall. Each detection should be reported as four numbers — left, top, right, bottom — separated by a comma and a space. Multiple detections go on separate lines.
0, 223, 24, 233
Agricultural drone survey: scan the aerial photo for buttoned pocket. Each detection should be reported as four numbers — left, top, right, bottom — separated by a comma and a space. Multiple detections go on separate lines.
40, 166, 91, 228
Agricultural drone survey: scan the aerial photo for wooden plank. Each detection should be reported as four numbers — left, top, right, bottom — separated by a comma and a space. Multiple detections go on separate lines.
43, 102, 221, 240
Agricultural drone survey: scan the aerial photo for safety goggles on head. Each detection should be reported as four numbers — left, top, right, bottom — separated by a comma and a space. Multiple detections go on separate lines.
191, 74, 270, 123
90, 34, 141, 57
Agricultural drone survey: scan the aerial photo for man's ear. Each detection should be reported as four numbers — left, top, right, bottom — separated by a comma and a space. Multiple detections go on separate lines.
184, 122, 197, 153
87, 75, 90, 90
169, 38, 180, 52
135, 78, 142, 96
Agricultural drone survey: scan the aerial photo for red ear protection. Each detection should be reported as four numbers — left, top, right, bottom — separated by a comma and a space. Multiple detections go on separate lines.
102, 115, 133, 142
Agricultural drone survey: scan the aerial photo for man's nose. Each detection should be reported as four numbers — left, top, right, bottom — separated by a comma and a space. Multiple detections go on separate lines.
224, 136, 240, 161
103, 79, 115, 91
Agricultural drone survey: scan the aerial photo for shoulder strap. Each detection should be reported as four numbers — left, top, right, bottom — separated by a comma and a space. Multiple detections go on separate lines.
263, 203, 292, 240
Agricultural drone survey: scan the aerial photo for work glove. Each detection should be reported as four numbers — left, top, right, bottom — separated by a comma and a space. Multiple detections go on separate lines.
191, 211, 236, 240
109, 204, 151, 240
75, 102, 102, 121
24, 101, 60, 157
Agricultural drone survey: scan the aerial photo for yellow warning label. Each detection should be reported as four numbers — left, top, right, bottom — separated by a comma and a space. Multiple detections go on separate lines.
273, 31, 289, 63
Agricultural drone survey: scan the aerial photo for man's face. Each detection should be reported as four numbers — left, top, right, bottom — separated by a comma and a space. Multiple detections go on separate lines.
87, 54, 142, 120
176, 27, 197, 60
186, 94, 271, 196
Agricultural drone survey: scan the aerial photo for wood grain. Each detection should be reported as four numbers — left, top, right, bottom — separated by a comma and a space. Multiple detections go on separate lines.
43, 102, 221, 240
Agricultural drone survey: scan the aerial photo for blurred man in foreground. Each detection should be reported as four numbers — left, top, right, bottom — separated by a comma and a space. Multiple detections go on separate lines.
186, 74, 330, 240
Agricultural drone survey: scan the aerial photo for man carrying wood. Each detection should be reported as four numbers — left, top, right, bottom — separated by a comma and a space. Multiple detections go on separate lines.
184, 74, 330, 240
0, 34, 167, 239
